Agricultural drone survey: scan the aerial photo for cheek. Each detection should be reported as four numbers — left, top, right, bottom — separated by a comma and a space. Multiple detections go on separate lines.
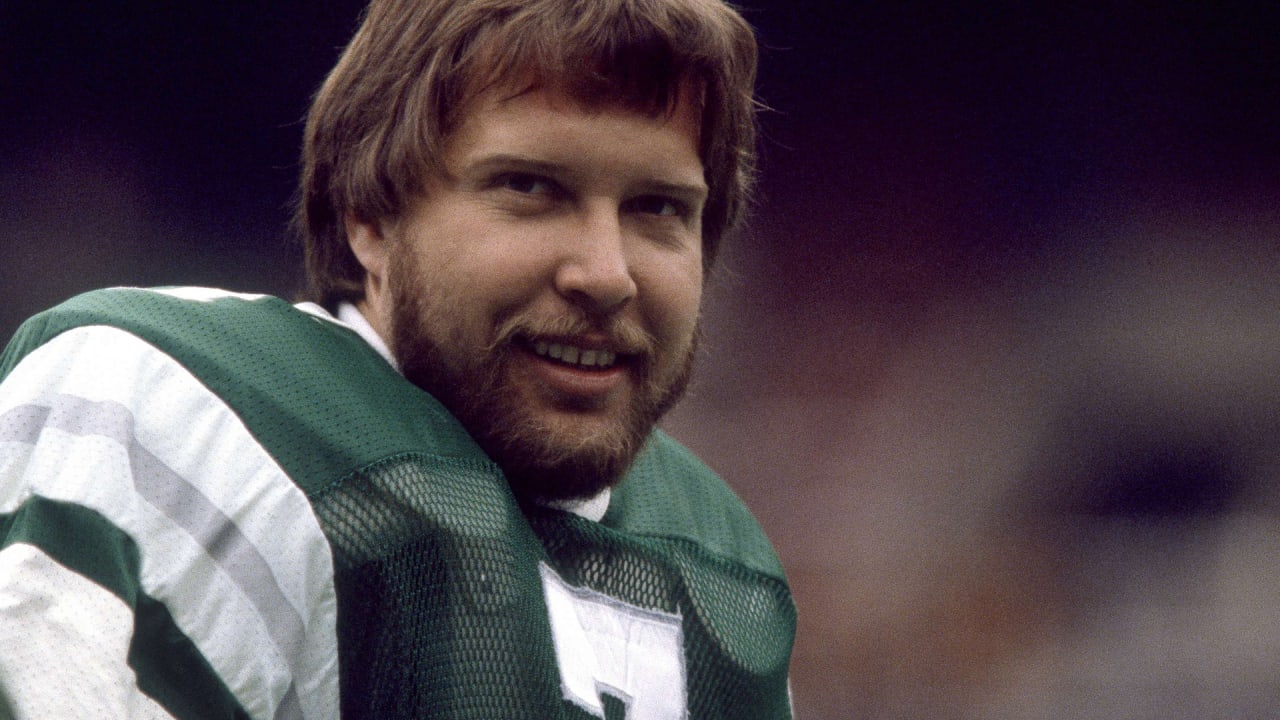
410, 239, 541, 316
644, 261, 703, 345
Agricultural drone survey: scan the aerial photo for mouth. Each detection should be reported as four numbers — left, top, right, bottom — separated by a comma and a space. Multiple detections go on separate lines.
529, 340, 620, 370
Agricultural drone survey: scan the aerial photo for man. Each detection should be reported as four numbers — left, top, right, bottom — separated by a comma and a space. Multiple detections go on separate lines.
0, 0, 795, 718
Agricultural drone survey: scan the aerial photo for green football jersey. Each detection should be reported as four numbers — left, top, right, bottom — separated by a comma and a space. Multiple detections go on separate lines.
0, 287, 795, 719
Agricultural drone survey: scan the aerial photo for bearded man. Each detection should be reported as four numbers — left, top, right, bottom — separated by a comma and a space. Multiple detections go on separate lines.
0, 1, 795, 718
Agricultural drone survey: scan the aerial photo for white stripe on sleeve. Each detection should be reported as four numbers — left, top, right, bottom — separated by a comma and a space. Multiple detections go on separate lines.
0, 324, 339, 720
0, 543, 176, 720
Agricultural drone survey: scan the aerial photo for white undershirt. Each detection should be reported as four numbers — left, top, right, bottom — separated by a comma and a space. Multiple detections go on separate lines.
305, 301, 610, 522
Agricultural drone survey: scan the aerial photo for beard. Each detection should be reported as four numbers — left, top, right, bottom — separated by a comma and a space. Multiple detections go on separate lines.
387, 259, 697, 505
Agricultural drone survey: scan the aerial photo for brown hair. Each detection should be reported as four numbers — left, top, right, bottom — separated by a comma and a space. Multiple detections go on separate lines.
297, 0, 760, 307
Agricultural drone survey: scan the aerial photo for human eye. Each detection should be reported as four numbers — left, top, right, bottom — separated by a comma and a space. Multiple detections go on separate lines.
623, 192, 702, 250
626, 194, 686, 219
495, 172, 555, 196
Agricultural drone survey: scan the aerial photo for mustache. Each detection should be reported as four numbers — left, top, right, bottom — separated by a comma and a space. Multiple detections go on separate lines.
490, 312, 657, 358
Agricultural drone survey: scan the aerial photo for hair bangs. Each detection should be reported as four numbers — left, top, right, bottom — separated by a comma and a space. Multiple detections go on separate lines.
457, 1, 712, 122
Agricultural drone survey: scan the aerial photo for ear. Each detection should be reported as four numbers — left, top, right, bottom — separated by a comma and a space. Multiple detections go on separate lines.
345, 210, 389, 299
345, 213, 393, 328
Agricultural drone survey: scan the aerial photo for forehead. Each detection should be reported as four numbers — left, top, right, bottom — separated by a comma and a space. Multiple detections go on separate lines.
453, 69, 703, 140
444, 83, 706, 185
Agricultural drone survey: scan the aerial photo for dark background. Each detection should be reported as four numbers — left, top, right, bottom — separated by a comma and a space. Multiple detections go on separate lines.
4, 2, 1280, 717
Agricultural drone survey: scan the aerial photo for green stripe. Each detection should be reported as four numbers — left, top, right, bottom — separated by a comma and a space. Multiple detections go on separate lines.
132, 593, 252, 720
0, 683, 15, 720
0, 496, 143, 605
0, 497, 250, 720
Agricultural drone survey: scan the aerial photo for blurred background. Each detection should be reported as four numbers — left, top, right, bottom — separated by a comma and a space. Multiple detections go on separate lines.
3, 1, 1279, 717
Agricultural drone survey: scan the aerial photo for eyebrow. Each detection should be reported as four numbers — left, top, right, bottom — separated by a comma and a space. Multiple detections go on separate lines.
465, 154, 562, 177
464, 153, 708, 203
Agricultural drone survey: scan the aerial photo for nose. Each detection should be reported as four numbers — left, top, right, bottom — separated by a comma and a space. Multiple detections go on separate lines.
554, 208, 638, 314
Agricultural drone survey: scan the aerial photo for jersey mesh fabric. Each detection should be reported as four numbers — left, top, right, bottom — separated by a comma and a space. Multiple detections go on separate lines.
532, 512, 795, 719
315, 451, 795, 719
316, 453, 562, 718
3, 289, 795, 720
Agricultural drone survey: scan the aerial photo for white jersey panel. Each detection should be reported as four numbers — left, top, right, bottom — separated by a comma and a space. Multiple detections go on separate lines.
0, 324, 339, 720
0, 543, 176, 720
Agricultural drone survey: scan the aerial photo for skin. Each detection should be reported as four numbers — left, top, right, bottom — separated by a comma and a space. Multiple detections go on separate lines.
347, 84, 707, 502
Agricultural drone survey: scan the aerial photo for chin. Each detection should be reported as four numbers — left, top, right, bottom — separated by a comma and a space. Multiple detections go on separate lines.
481, 414, 648, 505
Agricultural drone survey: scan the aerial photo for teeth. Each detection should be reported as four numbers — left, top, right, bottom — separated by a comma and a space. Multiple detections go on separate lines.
533, 341, 617, 368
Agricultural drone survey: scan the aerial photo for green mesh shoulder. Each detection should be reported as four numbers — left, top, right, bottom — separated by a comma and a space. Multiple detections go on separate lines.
1, 287, 490, 496
605, 431, 787, 583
